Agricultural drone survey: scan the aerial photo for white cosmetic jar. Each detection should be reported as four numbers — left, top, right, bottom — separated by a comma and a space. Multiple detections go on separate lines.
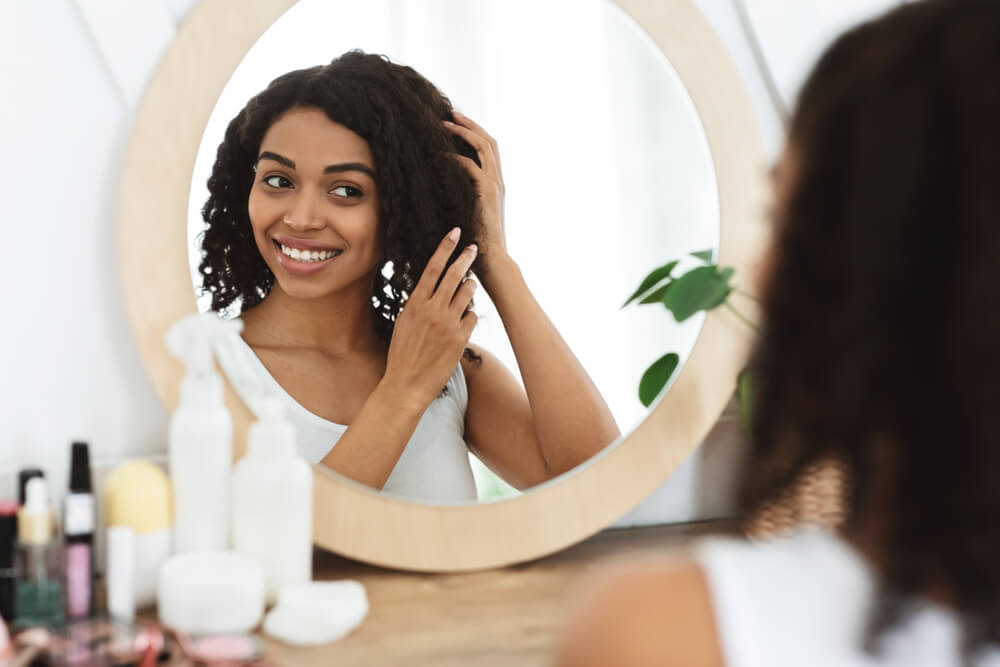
158, 551, 265, 634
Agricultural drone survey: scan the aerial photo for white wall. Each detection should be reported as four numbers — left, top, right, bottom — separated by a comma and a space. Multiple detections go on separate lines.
2, 0, 901, 524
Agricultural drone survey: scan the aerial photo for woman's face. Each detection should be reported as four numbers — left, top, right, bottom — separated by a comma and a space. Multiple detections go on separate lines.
247, 106, 380, 302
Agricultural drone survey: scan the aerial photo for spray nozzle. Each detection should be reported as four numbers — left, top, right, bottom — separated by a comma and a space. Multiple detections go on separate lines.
256, 397, 286, 423
165, 313, 243, 377
165, 313, 243, 407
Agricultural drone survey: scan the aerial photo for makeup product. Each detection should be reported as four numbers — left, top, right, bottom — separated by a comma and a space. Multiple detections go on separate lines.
158, 551, 264, 635
232, 398, 312, 602
103, 461, 172, 608
14, 469, 44, 541
14, 478, 64, 628
64, 441, 95, 619
0, 501, 18, 622
16, 470, 44, 507
172, 631, 262, 664
106, 526, 136, 622
8, 627, 49, 667
44, 619, 171, 666
263, 580, 368, 646
164, 313, 243, 553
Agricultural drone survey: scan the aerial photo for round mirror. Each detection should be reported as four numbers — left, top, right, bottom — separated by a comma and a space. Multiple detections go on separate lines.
119, 0, 765, 570
184, 0, 719, 505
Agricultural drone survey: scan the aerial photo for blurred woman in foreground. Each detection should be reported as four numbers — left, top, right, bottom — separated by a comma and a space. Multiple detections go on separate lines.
558, 1, 1000, 664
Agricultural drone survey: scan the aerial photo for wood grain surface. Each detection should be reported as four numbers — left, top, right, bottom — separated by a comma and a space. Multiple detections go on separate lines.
258, 521, 735, 666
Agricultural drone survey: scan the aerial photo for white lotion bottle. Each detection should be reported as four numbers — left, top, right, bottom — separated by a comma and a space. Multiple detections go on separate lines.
165, 313, 244, 553
232, 398, 313, 602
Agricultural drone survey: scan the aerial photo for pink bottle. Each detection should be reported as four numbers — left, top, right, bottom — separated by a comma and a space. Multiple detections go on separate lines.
64, 442, 94, 619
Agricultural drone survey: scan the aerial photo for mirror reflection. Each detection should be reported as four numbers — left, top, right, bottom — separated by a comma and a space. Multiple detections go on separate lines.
187, 0, 719, 504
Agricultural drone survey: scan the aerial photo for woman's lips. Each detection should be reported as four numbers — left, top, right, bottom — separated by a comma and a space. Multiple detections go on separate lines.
272, 240, 340, 275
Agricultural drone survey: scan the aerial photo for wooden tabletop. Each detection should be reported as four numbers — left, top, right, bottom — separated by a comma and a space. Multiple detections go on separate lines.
259, 520, 734, 667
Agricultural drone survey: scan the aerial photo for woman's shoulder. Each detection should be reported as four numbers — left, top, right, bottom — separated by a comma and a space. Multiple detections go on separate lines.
555, 554, 725, 667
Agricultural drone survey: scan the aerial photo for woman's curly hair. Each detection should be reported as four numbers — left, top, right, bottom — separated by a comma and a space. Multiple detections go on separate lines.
198, 50, 482, 344
741, 0, 1000, 659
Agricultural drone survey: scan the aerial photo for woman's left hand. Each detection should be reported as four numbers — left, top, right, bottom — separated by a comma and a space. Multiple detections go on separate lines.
444, 111, 508, 280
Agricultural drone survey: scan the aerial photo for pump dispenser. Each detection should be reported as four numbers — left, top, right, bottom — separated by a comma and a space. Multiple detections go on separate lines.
232, 398, 312, 602
165, 312, 243, 553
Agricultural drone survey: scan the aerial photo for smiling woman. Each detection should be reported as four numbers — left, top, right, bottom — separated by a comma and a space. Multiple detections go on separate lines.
199, 51, 622, 503
120, 0, 764, 569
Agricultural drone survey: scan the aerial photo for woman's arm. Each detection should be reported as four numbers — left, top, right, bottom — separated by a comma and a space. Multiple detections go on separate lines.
446, 112, 620, 484
320, 229, 479, 489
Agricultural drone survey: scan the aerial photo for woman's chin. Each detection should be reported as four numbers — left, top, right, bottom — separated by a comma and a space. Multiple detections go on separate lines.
271, 279, 337, 301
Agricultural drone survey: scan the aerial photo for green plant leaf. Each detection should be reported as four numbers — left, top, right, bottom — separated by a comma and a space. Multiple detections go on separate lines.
690, 249, 714, 263
736, 367, 753, 435
662, 265, 734, 322
622, 260, 679, 307
638, 281, 673, 305
639, 353, 680, 407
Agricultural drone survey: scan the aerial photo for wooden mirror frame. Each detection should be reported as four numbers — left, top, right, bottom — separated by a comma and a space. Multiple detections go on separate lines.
119, 0, 767, 571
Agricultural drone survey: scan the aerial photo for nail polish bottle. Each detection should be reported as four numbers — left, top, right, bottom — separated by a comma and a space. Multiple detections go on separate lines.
15, 478, 64, 628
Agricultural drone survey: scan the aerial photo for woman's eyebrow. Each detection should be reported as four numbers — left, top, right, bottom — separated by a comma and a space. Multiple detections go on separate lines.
258, 151, 295, 168
257, 152, 373, 179
324, 162, 375, 179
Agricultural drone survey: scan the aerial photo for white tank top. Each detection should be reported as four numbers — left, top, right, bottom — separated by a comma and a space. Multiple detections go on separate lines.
213, 333, 478, 503
693, 528, 1000, 667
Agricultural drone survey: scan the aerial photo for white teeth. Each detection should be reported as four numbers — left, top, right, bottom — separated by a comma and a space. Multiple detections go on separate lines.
279, 243, 340, 263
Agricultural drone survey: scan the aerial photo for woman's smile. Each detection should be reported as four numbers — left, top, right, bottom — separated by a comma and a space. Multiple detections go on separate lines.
272, 237, 344, 275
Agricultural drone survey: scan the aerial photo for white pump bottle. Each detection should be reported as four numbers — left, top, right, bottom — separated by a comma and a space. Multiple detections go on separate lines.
165, 312, 243, 553
232, 398, 313, 602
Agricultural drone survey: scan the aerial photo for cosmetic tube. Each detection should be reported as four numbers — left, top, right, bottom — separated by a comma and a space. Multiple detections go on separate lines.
15, 478, 64, 628
64, 441, 95, 619
106, 526, 136, 622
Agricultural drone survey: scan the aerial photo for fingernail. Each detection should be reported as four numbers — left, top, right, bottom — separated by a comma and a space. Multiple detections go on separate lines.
468, 244, 478, 256
443, 120, 454, 126
449, 227, 461, 242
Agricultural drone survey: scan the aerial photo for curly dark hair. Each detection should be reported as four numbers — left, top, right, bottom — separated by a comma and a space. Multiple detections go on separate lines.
740, 0, 1000, 659
198, 50, 482, 344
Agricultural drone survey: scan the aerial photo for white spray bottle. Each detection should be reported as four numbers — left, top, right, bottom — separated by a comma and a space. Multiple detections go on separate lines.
165, 312, 243, 553
232, 398, 313, 602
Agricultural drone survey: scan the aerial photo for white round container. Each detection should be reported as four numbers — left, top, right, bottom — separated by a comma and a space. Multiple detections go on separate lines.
157, 551, 265, 634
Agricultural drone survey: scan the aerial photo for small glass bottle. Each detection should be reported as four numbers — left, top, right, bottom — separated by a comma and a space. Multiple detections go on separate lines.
15, 477, 64, 628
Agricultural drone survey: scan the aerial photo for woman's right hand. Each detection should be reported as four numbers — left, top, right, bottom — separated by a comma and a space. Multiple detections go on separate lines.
380, 227, 479, 410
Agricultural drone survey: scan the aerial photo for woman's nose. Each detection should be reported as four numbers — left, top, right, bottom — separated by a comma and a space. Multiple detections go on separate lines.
284, 197, 326, 232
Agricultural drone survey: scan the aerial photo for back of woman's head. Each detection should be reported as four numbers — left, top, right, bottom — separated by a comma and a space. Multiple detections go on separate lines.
199, 50, 481, 342
743, 0, 1000, 654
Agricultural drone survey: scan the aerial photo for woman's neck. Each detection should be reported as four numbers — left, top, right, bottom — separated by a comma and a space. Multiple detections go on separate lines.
241, 282, 384, 358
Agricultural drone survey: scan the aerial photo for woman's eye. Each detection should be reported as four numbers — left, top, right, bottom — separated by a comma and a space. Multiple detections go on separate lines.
264, 175, 292, 188
331, 185, 362, 198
